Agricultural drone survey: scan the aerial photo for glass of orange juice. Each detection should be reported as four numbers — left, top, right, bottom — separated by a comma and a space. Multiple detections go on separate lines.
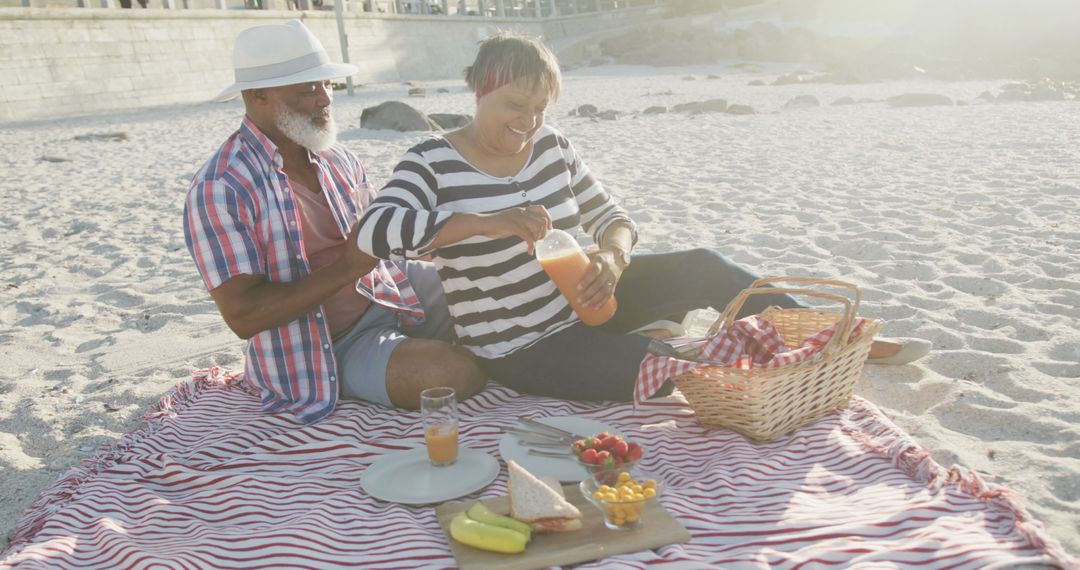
421, 387, 459, 467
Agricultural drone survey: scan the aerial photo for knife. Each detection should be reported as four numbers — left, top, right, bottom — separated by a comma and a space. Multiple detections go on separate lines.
504, 427, 574, 444
518, 418, 587, 441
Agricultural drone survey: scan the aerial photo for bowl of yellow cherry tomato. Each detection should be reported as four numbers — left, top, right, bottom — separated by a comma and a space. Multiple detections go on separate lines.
579, 470, 663, 531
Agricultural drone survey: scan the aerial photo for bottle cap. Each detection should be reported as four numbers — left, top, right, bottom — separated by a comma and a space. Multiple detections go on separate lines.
534, 229, 581, 260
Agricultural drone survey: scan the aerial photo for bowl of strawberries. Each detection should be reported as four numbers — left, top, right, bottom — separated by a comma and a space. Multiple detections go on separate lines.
570, 432, 645, 486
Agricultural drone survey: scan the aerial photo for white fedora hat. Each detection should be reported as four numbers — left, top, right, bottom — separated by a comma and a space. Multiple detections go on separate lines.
214, 20, 358, 102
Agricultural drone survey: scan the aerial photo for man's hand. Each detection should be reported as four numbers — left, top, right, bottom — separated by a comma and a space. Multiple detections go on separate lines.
210, 224, 378, 340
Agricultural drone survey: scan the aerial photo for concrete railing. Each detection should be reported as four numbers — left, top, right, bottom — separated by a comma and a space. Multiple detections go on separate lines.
1, 0, 660, 17
0, 2, 666, 123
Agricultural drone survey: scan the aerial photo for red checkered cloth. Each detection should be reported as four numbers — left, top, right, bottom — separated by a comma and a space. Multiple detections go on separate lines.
634, 315, 869, 405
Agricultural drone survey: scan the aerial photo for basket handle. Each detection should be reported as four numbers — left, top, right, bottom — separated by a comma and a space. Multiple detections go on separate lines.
746, 277, 862, 311
710, 287, 858, 357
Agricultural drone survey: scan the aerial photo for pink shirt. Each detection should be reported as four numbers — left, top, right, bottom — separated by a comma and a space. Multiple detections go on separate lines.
289, 177, 370, 337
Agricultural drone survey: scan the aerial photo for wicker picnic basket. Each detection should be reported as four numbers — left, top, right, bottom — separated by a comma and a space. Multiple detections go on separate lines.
672, 277, 883, 444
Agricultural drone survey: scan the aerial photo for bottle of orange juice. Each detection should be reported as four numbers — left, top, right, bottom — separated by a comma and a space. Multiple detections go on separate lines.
535, 229, 617, 326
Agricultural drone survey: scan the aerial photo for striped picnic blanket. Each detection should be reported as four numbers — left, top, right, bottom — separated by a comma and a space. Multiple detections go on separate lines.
2, 368, 1075, 569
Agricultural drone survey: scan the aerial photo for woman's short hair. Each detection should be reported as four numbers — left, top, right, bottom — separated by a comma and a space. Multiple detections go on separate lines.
465, 32, 562, 101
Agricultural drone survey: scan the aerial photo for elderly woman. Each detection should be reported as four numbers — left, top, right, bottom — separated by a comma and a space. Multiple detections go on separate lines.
356, 32, 929, 402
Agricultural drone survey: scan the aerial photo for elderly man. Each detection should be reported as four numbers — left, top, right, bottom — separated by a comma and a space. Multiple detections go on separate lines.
184, 20, 484, 424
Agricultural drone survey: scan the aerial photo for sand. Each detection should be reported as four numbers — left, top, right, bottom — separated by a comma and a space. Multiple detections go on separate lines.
1, 62, 1077, 556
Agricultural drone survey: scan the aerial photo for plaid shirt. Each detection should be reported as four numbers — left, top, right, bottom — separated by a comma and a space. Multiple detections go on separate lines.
183, 118, 423, 424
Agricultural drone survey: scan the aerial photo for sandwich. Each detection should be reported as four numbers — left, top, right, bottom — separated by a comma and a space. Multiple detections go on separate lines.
507, 460, 583, 533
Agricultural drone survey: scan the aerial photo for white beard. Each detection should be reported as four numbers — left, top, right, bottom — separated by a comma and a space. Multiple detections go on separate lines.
275, 104, 337, 152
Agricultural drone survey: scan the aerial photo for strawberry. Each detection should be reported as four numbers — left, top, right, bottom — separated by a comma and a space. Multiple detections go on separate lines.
613, 440, 629, 459
581, 448, 598, 464
627, 444, 643, 462
596, 450, 610, 463
596, 432, 611, 441
571, 440, 585, 455
582, 437, 598, 450
598, 436, 618, 451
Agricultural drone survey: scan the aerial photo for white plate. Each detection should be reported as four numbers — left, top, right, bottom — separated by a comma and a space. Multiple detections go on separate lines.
498, 416, 618, 483
361, 447, 498, 505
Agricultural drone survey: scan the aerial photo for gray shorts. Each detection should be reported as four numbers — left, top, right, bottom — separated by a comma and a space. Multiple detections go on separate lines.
333, 260, 454, 408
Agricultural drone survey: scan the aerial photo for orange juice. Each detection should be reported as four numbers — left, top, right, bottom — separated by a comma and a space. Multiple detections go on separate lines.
424, 423, 459, 465
539, 249, 618, 326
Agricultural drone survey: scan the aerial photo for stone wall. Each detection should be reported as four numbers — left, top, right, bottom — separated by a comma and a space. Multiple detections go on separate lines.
0, 5, 663, 123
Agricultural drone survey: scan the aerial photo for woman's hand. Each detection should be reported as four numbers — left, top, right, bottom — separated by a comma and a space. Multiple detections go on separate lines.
478, 205, 553, 254
577, 249, 624, 309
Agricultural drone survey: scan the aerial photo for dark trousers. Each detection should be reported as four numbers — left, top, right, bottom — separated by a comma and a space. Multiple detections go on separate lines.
481, 248, 802, 402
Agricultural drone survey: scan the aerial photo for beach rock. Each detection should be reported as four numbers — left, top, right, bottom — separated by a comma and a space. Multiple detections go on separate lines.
682, 75, 697, 81
886, 93, 954, 107
996, 89, 1028, 102
784, 95, 820, 110
73, 132, 128, 142
38, 156, 69, 163
831, 97, 856, 106
360, 101, 440, 132
706, 74, 721, 80
773, 73, 804, 86
1029, 84, 1065, 101
571, 104, 598, 117
595, 110, 622, 120
725, 104, 755, 115
803, 70, 865, 85
428, 113, 471, 129
729, 62, 764, 72
408, 87, 427, 97
672, 98, 727, 114
977, 91, 996, 102
436, 88, 450, 94
747, 79, 766, 86
643, 106, 667, 114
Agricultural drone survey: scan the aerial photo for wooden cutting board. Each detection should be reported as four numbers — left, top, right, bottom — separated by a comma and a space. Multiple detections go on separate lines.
434, 483, 690, 570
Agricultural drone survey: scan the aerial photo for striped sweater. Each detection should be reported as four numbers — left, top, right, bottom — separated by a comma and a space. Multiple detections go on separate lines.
356, 124, 636, 359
